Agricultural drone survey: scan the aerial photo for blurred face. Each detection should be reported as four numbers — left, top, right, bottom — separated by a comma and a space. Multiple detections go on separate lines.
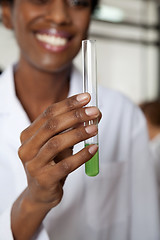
2, 0, 92, 72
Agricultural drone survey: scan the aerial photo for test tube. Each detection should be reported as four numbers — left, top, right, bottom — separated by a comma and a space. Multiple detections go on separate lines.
82, 39, 99, 177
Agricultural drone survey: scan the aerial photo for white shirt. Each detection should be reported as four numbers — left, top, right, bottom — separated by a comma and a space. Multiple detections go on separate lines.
0, 66, 159, 240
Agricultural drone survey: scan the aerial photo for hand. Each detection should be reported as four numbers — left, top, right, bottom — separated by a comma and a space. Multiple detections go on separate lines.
11, 93, 101, 240
18, 92, 100, 208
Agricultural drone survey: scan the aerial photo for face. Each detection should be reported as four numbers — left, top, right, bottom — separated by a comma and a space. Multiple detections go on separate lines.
2, 0, 92, 72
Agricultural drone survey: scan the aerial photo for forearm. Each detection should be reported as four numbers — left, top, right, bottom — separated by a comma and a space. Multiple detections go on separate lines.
11, 188, 51, 240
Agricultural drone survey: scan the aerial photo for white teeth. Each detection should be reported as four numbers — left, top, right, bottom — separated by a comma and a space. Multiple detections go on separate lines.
36, 34, 68, 46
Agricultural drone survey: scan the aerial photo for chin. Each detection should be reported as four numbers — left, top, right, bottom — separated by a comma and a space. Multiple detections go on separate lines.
33, 60, 73, 74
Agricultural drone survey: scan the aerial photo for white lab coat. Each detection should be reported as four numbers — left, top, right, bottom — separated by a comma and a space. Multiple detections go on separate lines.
0, 65, 159, 240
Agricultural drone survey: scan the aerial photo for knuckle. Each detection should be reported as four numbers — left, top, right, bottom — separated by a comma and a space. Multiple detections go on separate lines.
44, 118, 58, 132
43, 105, 55, 119
75, 128, 85, 140
73, 109, 83, 121
46, 138, 59, 152
20, 128, 28, 143
18, 143, 37, 163
60, 160, 71, 175
66, 97, 77, 111
18, 144, 27, 161
18, 145, 23, 160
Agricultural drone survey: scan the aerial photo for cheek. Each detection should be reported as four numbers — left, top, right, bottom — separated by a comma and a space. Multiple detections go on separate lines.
14, 22, 28, 52
12, 8, 27, 39
12, 3, 38, 32
12, 8, 35, 51
72, 12, 90, 37
78, 19, 90, 36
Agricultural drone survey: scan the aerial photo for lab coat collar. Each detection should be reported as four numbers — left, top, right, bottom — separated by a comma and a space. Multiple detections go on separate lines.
0, 65, 18, 114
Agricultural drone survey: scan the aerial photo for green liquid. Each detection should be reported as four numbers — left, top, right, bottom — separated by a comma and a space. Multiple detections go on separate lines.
85, 144, 99, 177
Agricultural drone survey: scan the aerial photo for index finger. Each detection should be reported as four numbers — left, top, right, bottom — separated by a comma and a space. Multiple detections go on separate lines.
20, 93, 91, 143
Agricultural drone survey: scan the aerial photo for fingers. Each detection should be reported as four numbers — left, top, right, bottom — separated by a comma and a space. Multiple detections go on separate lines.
20, 93, 91, 144
23, 144, 98, 206
72, 109, 101, 129
31, 124, 98, 167
19, 106, 100, 162
45, 144, 98, 181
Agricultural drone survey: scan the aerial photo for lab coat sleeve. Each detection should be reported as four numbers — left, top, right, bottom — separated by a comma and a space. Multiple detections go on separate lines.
0, 204, 50, 240
130, 106, 160, 240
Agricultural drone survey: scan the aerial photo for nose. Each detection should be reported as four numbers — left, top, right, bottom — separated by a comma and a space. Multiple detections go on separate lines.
45, 0, 71, 25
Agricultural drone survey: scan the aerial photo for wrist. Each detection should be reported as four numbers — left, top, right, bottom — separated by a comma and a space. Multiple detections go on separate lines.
20, 188, 53, 216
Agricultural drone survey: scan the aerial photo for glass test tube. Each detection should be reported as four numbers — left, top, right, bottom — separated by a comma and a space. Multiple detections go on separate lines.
82, 39, 99, 177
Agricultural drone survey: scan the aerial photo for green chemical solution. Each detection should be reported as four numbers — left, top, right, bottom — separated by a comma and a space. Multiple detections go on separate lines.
85, 144, 99, 177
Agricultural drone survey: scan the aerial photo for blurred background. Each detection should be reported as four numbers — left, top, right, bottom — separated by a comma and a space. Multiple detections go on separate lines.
0, 0, 160, 103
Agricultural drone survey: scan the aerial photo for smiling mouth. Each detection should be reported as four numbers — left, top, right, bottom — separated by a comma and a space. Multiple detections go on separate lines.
35, 29, 73, 52
36, 33, 68, 47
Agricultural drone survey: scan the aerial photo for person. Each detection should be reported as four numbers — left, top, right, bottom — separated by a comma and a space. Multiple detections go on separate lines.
140, 100, 160, 184
0, 0, 159, 239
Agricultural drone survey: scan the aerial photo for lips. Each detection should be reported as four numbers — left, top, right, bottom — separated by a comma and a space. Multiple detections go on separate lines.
35, 29, 73, 52
36, 34, 68, 46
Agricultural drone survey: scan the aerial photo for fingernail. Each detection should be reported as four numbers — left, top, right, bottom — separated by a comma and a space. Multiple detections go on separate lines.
76, 93, 89, 102
88, 145, 98, 155
85, 125, 98, 134
85, 107, 98, 116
